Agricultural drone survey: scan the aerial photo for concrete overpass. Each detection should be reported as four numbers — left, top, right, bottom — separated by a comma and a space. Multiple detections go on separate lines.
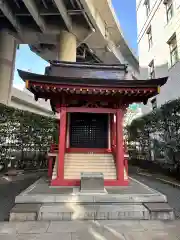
0, 0, 139, 110
10, 87, 55, 117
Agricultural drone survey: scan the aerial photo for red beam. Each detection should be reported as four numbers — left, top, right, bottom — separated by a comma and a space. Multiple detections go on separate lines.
57, 94, 116, 103
66, 148, 112, 153
67, 107, 117, 114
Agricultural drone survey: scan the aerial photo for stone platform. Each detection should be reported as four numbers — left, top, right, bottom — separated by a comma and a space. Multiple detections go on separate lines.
10, 177, 174, 221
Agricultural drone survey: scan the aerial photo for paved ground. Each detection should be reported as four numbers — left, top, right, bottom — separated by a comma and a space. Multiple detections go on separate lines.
1, 171, 180, 238
131, 173, 180, 219
0, 172, 42, 221
18, 176, 157, 195
0, 220, 180, 239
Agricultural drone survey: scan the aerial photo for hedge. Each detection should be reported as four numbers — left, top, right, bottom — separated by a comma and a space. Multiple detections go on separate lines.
127, 98, 180, 177
0, 103, 58, 171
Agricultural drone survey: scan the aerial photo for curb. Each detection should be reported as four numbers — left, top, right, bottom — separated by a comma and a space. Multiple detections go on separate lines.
156, 177, 180, 189
137, 172, 180, 189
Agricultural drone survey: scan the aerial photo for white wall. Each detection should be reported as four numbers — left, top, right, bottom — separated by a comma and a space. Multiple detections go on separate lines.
137, 0, 180, 114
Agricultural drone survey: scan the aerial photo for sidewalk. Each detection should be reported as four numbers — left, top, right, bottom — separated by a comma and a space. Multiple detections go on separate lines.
0, 220, 180, 239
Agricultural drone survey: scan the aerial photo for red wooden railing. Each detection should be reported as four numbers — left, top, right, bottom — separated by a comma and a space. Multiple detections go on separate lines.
112, 141, 128, 177
123, 141, 128, 176
48, 144, 58, 178
50, 144, 58, 153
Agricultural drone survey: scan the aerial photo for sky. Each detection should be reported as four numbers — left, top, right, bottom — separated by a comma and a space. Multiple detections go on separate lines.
13, 0, 137, 90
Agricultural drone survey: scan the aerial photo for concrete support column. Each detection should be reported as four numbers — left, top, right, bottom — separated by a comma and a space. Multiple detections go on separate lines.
0, 31, 16, 105
57, 31, 76, 62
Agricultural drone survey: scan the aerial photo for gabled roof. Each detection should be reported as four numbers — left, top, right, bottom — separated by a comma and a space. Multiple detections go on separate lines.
18, 61, 168, 110
18, 69, 167, 88
18, 60, 167, 88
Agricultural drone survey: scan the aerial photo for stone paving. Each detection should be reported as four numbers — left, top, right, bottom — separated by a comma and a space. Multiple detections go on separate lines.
0, 220, 180, 239
1, 171, 180, 239
131, 174, 180, 219
0, 172, 42, 221
17, 177, 157, 195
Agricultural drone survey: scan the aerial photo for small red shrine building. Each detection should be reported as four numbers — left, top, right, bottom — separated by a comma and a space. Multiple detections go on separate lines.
18, 61, 167, 187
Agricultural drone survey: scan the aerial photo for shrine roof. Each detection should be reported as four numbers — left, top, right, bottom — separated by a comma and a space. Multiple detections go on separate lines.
18, 69, 167, 88
18, 62, 168, 107
49, 60, 128, 70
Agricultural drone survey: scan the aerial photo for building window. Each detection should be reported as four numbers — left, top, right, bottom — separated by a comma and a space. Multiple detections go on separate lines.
144, 0, 150, 16
147, 27, 153, 49
148, 60, 155, 79
164, 0, 173, 23
168, 34, 178, 66
151, 98, 157, 110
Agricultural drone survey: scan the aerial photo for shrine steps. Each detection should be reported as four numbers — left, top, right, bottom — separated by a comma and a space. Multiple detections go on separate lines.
64, 153, 117, 180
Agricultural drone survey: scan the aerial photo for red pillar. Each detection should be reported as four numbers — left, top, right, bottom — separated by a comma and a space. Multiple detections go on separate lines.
111, 114, 115, 153
51, 106, 67, 185
116, 108, 125, 184
111, 114, 113, 149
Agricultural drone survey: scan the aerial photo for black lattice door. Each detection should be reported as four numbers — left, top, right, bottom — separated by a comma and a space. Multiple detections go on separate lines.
70, 113, 108, 148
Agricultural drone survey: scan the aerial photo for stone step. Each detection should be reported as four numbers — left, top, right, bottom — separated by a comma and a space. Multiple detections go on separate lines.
64, 163, 115, 167
64, 170, 116, 174
66, 155, 113, 157
64, 170, 116, 173
65, 154, 113, 156
64, 165, 116, 169
65, 160, 114, 163
65, 156, 113, 158
53, 153, 116, 181
64, 173, 116, 176
64, 169, 116, 173
64, 176, 116, 180
65, 162, 114, 165
143, 202, 175, 220
64, 166, 116, 170
64, 173, 116, 179
9, 204, 41, 221
64, 172, 116, 175
65, 158, 113, 160
65, 158, 114, 162
65, 158, 114, 161
65, 154, 113, 159
9, 203, 175, 221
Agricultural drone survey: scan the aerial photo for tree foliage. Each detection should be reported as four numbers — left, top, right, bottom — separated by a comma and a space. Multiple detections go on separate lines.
127, 98, 180, 176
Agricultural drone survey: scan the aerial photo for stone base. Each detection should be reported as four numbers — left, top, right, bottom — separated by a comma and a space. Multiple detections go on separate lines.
10, 177, 174, 221
80, 172, 105, 193
37, 203, 150, 221
9, 204, 41, 221
143, 203, 175, 220
10, 202, 174, 221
